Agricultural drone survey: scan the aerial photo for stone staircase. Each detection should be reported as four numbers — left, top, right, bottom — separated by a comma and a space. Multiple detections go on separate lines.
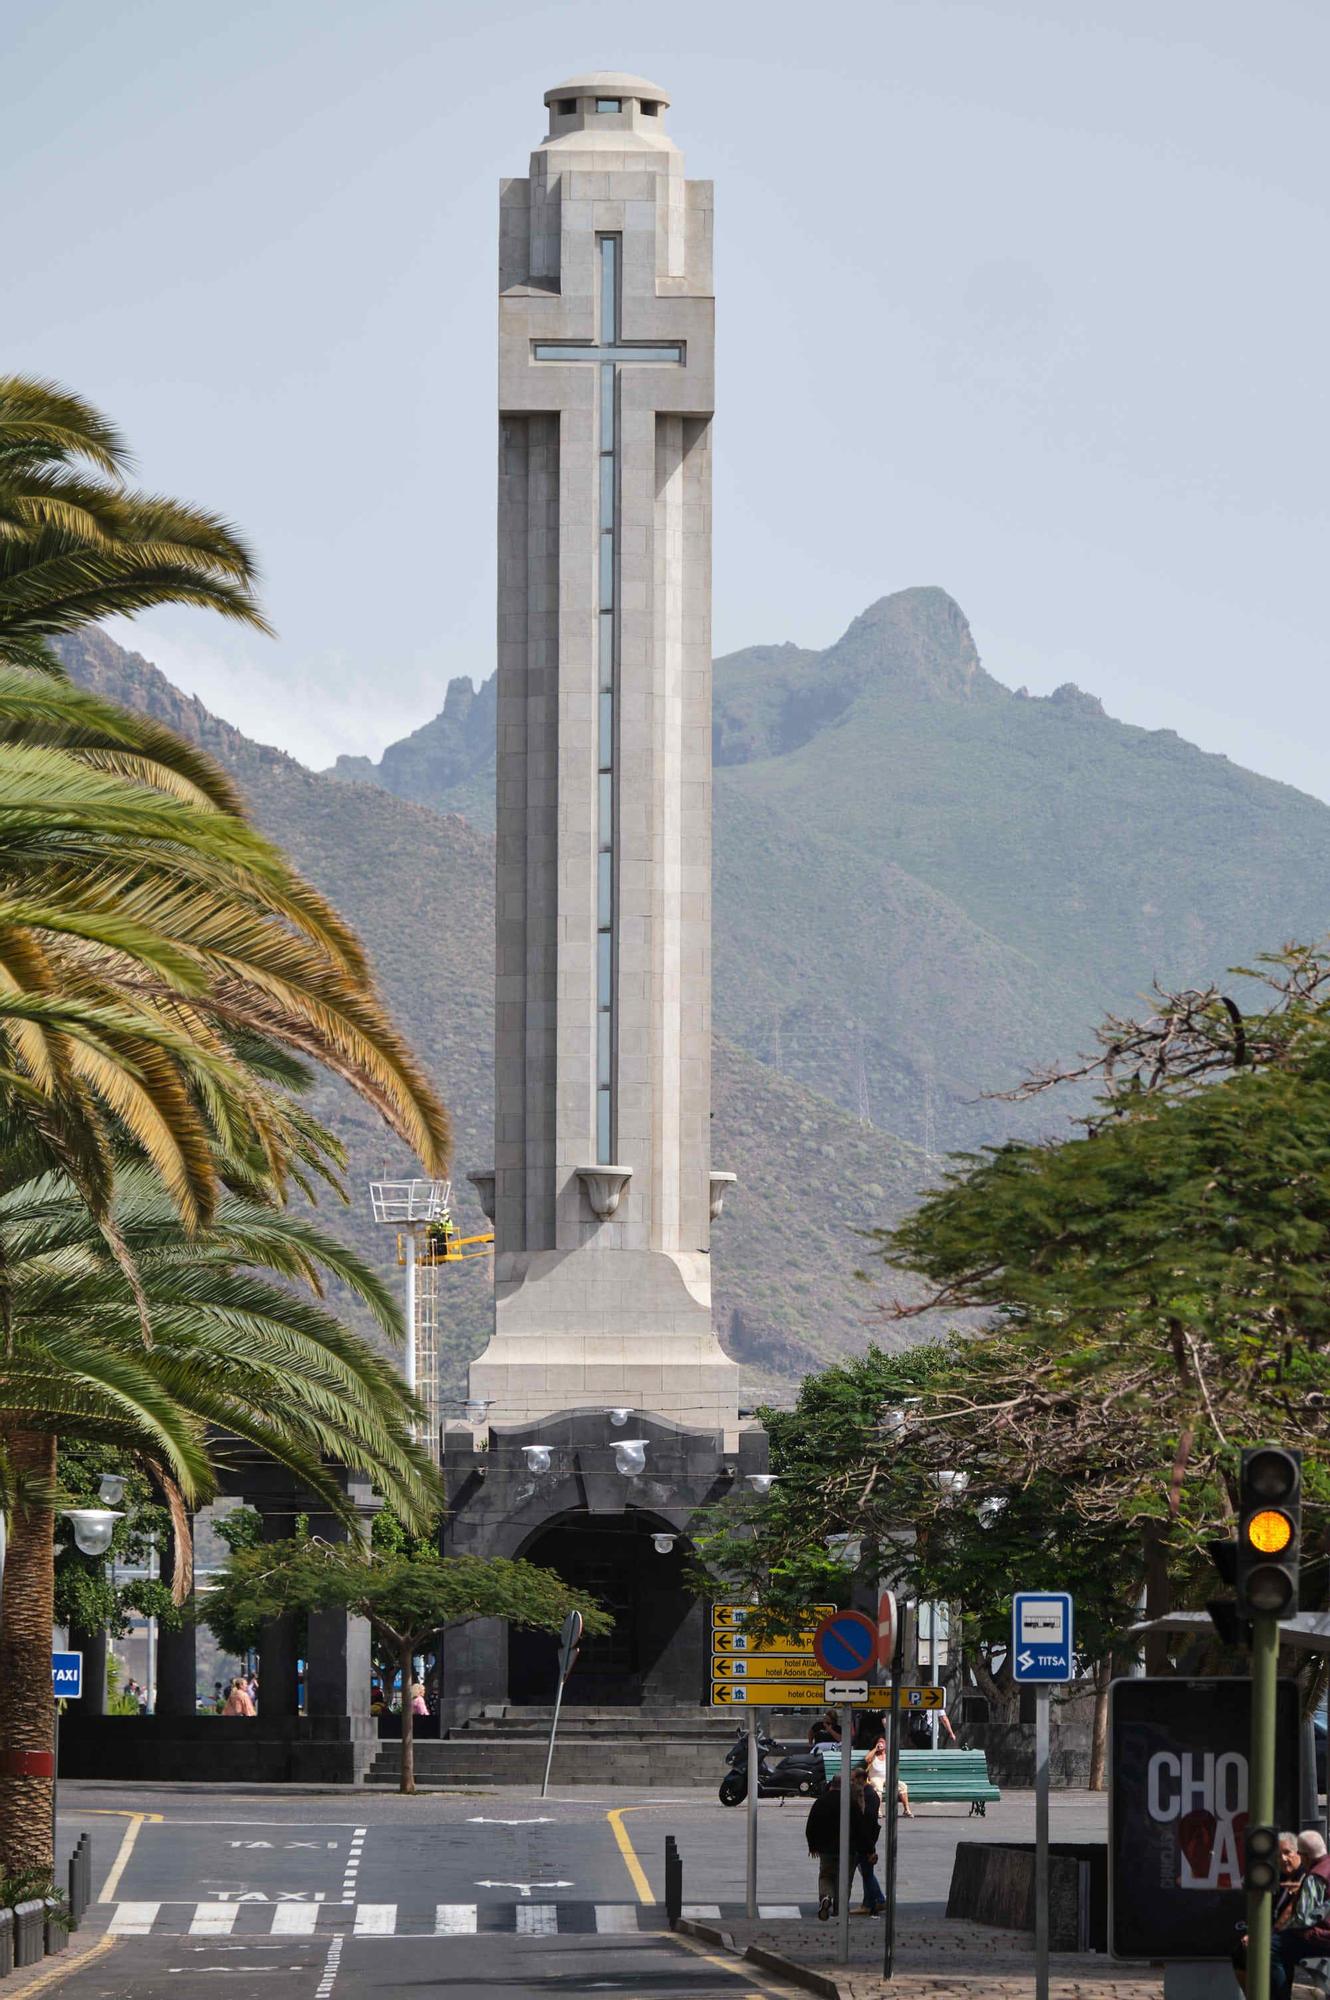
365, 1704, 801, 1788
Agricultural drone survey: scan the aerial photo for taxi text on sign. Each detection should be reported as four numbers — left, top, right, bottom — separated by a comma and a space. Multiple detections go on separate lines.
51, 1651, 83, 1698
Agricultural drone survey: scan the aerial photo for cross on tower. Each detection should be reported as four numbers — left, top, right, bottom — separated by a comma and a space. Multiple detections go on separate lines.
533, 235, 684, 1163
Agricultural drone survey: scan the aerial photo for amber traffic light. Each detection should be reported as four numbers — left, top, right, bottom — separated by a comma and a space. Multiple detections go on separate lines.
1236, 1448, 1301, 1620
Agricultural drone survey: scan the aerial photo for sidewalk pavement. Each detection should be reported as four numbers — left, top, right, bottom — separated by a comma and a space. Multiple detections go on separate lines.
681, 1909, 1166, 1998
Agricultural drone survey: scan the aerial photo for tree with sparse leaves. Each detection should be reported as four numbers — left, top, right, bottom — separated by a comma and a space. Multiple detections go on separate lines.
202, 1536, 611, 1794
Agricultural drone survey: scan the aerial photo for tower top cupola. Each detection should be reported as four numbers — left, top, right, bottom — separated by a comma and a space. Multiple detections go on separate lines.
541, 72, 674, 150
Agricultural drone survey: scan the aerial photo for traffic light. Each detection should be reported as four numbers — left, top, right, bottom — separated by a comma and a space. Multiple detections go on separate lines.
1236, 1447, 1301, 1621
1205, 1537, 1251, 1648
1245, 1823, 1280, 1895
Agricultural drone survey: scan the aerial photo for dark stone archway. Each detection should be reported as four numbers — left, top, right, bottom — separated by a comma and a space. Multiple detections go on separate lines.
509, 1509, 693, 1707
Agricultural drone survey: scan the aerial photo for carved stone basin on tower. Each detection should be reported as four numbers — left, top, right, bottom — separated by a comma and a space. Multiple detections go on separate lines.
467, 1170, 496, 1222
709, 1171, 737, 1221
576, 1165, 632, 1220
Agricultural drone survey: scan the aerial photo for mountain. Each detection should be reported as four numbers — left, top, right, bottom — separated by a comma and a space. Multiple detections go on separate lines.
329, 585, 1330, 1154
57, 628, 933, 1399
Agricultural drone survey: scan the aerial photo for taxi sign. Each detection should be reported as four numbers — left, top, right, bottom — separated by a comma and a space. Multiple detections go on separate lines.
52, 1651, 82, 1699
711, 1679, 825, 1706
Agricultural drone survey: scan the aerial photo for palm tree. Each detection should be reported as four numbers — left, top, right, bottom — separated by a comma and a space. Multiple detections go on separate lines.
0, 376, 268, 674
0, 1166, 441, 1874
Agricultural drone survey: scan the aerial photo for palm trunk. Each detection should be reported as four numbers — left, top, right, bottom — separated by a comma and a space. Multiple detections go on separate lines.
399, 1640, 415, 1796
1088, 1656, 1112, 1791
0, 1427, 57, 1879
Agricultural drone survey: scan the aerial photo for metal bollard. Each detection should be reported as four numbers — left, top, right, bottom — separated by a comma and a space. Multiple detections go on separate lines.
13, 1899, 44, 1968
68, 1831, 91, 1925
44, 1897, 68, 1955
665, 1835, 682, 1930
0, 1907, 13, 1977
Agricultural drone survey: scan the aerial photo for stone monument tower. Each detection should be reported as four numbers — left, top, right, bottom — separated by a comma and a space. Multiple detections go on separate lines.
442, 73, 765, 1723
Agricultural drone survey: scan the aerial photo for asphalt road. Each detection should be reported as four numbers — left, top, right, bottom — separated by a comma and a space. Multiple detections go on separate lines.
41, 1780, 1105, 1999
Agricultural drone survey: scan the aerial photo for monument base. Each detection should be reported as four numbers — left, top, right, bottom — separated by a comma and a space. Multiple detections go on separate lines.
439, 1409, 766, 1726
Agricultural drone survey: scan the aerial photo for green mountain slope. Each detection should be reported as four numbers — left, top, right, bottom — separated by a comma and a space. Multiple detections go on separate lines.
57, 629, 931, 1396
329, 585, 1330, 1152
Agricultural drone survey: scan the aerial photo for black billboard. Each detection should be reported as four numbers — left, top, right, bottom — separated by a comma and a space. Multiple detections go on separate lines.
1110, 1676, 1300, 1959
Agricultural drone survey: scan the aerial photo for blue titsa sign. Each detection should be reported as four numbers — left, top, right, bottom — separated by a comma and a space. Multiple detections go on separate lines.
1012, 1593, 1073, 1684
52, 1651, 83, 1699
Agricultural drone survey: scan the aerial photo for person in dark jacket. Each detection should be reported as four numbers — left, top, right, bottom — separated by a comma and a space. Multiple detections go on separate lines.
1269, 1832, 1330, 1997
851, 1766, 886, 1915
805, 1778, 871, 1920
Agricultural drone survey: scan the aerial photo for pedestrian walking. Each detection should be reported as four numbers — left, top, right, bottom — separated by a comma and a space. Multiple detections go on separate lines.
851, 1765, 886, 1915
410, 1681, 429, 1717
805, 1775, 870, 1921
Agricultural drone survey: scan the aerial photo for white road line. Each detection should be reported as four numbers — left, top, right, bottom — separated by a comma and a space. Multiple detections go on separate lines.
515, 1903, 557, 1935
681, 1903, 722, 1919
759, 1904, 803, 1918
352, 1904, 396, 1935
109, 1902, 160, 1935
315, 1932, 344, 1999
271, 1904, 320, 1934
189, 1904, 239, 1935
435, 1904, 478, 1934
594, 1904, 640, 1932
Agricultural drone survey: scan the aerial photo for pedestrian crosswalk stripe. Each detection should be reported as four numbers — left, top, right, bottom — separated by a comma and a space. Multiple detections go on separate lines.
189, 1905, 237, 1935
353, 1905, 396, 1935
106, 1898, 825, 1938
272, 1904, 319, 1934
109, 1903, 160, 1935
593, 1904, 639, 1933
515, 1903, 557, 1935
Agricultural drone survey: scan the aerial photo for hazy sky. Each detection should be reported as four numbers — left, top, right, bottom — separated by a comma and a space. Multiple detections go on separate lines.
6, 0, 1327, 795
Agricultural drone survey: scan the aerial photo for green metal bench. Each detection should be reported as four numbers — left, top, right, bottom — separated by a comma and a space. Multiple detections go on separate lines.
898, 1748, 1000, 1816
818, 1746, 1000, 1816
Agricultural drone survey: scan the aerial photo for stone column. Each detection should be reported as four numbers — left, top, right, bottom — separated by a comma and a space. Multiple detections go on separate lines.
257, 1514, 300, 1719
304, 1493, 377, 1725
155, 1522, 198, 1717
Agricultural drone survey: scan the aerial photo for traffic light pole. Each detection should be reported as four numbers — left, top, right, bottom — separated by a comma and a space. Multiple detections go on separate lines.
1247, 1609, 1279, 2000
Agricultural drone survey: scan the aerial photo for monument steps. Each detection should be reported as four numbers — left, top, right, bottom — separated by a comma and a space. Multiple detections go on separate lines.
366, 1705, 814, 1786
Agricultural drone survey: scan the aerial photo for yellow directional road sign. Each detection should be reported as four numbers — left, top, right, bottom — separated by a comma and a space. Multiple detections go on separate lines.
712, 1603, 835, 1629
862, 1685, 945, 1711
711, 1656, 823, 1681
711, 1630, 817, 1657
711, 1680, 825, 1706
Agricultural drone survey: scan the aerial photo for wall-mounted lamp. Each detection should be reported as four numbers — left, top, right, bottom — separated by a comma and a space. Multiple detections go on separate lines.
652, 1533, 677, 1555
746, 1474, 778, 1497
465, 1398, 495, 1426
933, 1469, 970, 1500
62, 1508, 123, 1557
522, 1445, 552, 1476
97, 1473, 127, 1507
614, 1440, 648, 1477
608, 1408, 633, 1428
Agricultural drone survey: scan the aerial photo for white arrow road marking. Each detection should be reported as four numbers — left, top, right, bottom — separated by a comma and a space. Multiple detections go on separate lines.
474, 1881, 572, 1898
466, 1817, 555, 1826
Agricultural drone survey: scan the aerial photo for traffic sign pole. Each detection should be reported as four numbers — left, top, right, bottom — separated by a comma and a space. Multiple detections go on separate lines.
1035, 1684, 1049, 2000
1247, 1611, 1278, 2000
746, 1707, 759, 1919
882, 1607, 904, 1978
837, 1703, 853, 1963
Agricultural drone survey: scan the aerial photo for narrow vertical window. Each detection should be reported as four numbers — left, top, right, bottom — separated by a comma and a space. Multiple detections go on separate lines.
595, 235, 620, 1165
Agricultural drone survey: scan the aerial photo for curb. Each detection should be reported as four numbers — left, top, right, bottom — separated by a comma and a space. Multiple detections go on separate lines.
675, 1918, 845, 1999
1, 1929, 117, 1996
744, 1941, 844, 1999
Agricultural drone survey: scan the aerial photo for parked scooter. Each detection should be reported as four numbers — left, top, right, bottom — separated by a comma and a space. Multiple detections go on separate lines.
718, 1728, 827, 1805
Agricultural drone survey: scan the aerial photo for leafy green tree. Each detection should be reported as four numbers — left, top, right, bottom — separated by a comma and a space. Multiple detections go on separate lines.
0, 1169, 441, 1874
203, 1537, 611, 1794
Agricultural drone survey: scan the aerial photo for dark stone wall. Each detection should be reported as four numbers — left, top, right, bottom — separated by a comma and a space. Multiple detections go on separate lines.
946, 1840, 1108, 1952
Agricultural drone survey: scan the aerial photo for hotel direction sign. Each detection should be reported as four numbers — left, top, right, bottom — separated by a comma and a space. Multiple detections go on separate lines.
711, 1603, 835, 1629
